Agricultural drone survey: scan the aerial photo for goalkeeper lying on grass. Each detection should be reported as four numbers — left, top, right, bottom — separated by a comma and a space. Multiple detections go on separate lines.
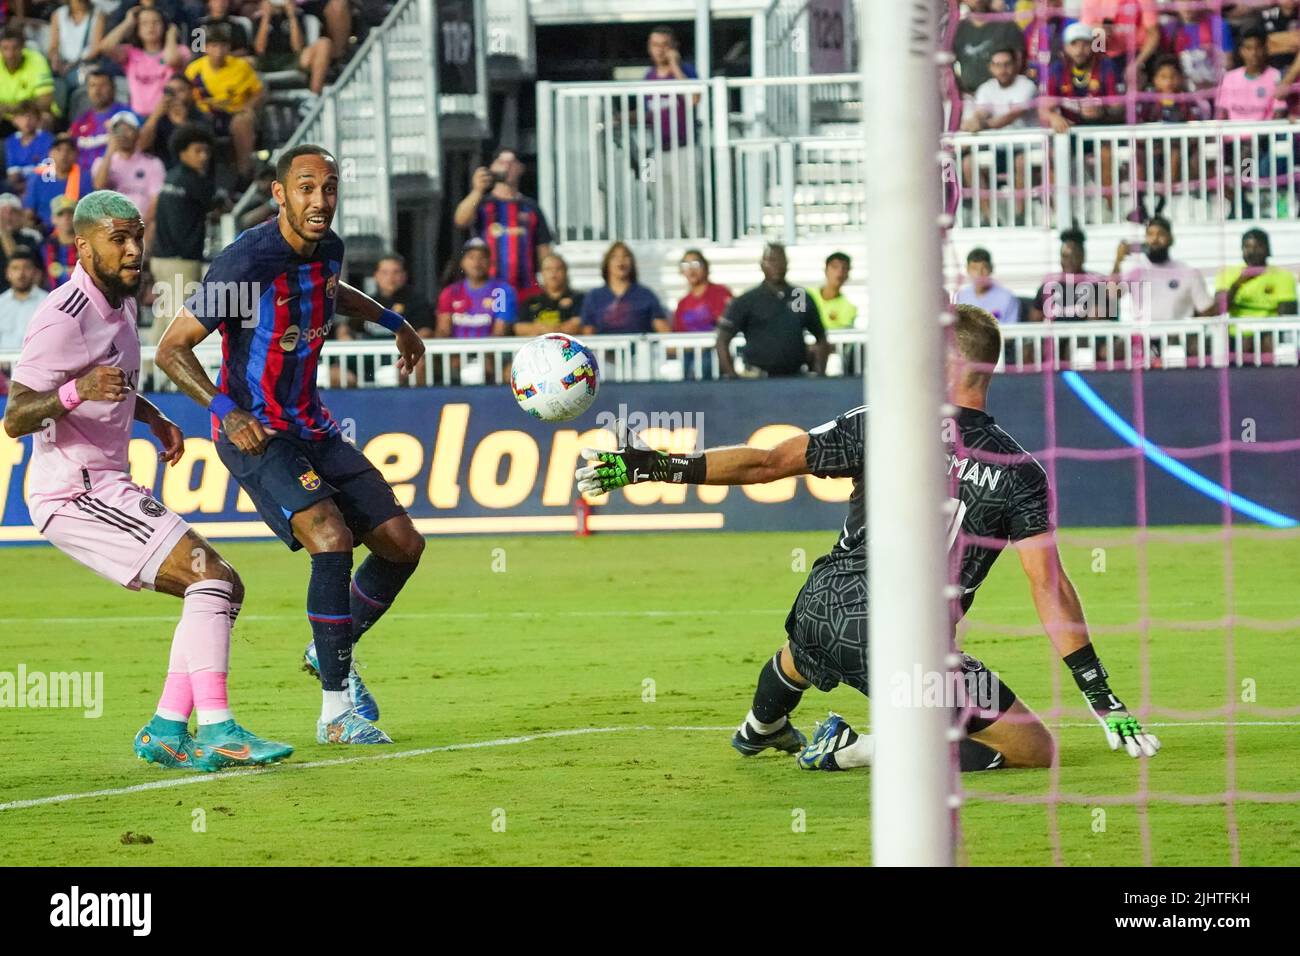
576, 304, 1160, 772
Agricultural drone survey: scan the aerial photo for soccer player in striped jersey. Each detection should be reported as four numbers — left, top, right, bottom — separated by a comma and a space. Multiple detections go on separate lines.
3, 190, 292, 772
577, 305, 1161, 772
156, 145, 427, 745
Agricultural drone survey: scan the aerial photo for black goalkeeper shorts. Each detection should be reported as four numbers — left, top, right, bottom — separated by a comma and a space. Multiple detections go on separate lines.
784, 554, 1017, 731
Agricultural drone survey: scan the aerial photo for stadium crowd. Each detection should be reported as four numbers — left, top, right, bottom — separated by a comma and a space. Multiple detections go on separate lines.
4, 4, 1300, 386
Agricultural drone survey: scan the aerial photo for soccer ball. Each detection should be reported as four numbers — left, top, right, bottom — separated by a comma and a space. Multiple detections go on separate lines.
510, 333, 601, 422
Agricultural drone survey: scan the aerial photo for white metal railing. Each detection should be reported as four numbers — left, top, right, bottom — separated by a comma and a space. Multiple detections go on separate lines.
540, 69, 1300, 243
8, 321, 1293, 395
538, 78, 714, 243
223, 0, 443, 249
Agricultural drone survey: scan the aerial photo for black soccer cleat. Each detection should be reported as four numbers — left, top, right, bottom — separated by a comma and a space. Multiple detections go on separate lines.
731, 719, 807, 757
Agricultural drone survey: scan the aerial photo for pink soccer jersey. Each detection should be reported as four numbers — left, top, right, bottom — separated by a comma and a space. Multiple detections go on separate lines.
1215, 67, 1285, 121
11, 262, 141, 530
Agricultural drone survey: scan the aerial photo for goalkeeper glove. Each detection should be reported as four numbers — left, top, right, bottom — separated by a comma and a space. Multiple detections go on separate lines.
1066, 645, 1161, 758
575, 446, 705, 496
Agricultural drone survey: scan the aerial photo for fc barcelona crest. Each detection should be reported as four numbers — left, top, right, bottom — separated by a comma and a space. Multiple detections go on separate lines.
325, 275, 338, 299
299, 469, 322, 491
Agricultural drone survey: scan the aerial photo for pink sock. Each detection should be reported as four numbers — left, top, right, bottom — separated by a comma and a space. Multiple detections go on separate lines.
156, 672, 193, 723
175, 580, 234, 725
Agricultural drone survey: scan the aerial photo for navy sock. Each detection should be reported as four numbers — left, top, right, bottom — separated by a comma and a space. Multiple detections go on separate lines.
751, 652, 805, 725
308, 551, 354, 691
350, 554, 417, 644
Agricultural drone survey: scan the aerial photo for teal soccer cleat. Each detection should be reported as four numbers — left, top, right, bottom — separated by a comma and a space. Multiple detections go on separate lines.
303, 641, 380, 721
133, 722, 198, 770
191, 720, 294, 772
316, 708, 393, 745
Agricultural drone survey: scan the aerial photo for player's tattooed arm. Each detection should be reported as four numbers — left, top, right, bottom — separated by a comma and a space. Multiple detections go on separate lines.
2, 368, 128, 439
576, 433, 811, 494
157, 309, 270, 455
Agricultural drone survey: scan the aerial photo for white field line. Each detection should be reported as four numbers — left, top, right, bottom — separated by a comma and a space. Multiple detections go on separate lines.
2, 600, 1299, 628
2, 721, 1298, 814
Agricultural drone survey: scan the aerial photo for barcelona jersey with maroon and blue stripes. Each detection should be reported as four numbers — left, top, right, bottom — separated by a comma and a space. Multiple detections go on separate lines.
474, 195, 552, 295
185, 220, 344, 442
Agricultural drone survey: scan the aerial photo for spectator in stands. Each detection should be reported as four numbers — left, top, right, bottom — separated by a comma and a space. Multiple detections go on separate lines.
580, 241, 666, 335
436, 238, 516, 339
24, 133, 83, 228
1041, 22, 1124, 207
95, 4, 189, 116
4, 100, 53, 196
807, 251, 856, 330
184, 23, 263, 182
672, 249, 731, 332
644, 25, 702, 237
1162, 2, 1232, 93
1142, 55, 1206, 123
0, 23, 55, 129
69, 69, 129, 171
1022, 0, 1068, 86
148, 123, 224, 345
1078, 0, 1159, 83
516, 252, 583, 336
1030, 228, 1111, 323
41, 195, 78, 289
1217, 29, 1286, 121
1235, 2, 1300, 79
963, 47, 1038, 132
961, 46, 1035, 222
0, 192, 44, 293
140, 74, 211, 168
1112, 215, 1215, 328
1041, 22, 1125, 133
716, 243, 829, 378
0, 247, 48, 344
47, 0, 101, 117
236, 0, 351, 67
91, 110, 166, 225
955, 247, 1021, 325
1215, 228, 1297, 318
252, 0, 333, 96
953, 0, 1025, 96
453, 147, 554, 300
197, 0, 254, 57
367, 252, 434, 337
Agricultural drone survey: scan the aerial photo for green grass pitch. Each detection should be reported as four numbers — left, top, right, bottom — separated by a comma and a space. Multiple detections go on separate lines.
1, 528, 1297, 866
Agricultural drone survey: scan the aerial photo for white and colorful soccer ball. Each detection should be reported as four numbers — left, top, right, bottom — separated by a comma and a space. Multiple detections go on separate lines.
510, 333, 601, 422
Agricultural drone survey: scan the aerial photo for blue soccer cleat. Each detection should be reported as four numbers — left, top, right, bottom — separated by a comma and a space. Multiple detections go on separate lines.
134, 723, 198, 770
303, 641, 379, 721
316, 709, 393, 745
730, 718, 807, 757
797, 712, 861, 771
191, 720, 294, 772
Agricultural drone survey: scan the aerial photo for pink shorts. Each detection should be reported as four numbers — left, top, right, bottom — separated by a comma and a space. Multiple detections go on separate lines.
42, 474, 189, 591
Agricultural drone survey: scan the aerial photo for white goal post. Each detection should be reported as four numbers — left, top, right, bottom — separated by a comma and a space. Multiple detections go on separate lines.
863, 0, 956, 866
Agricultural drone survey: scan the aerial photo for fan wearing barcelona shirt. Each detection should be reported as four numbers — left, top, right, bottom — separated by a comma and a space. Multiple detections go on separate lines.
42, 196, 80, 289
155, 145, 428, 747
435, 237, 516, 384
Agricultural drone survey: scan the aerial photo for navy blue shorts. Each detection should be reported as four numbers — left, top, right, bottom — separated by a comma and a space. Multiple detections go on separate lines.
217, 431, 407, 551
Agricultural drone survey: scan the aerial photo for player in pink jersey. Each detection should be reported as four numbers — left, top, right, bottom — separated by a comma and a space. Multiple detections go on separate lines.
2, 190, 292, 774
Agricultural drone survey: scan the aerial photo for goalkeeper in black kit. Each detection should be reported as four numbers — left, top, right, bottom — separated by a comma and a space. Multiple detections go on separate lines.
576, 305, 1160, 772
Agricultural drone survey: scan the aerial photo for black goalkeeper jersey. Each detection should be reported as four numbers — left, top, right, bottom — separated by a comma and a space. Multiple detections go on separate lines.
803, 404, 1052, 614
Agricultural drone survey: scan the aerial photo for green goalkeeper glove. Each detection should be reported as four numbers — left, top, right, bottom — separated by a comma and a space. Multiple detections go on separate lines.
1067, 647, 1161, 758
574, 446, 704, 496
